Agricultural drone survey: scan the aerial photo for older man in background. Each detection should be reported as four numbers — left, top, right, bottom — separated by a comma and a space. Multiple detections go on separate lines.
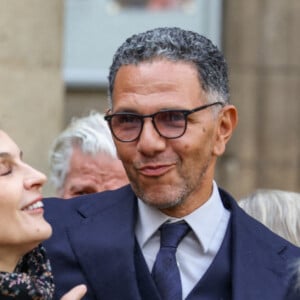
49, 111, 129, 198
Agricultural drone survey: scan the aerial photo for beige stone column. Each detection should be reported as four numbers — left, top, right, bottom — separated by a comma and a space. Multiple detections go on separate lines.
220, 0, 300, 199
0, 1, 64, 196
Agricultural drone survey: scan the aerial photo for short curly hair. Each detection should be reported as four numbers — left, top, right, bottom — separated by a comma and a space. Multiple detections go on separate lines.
108, 27, 229, 107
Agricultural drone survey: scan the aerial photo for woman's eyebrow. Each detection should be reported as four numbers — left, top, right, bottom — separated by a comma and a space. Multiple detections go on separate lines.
0, 152, 11, 159
0, 150, 22, 160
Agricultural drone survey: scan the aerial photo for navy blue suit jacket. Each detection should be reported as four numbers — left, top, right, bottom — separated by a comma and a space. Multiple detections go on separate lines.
43, 185, 300, 299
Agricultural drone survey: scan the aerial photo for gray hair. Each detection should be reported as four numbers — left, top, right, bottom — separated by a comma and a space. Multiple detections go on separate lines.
239, 189, 300, 246
49, 111, 117, 191
108, 27, 229, 108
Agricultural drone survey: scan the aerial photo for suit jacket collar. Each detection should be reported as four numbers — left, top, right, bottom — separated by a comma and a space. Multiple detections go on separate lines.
67, 185, 142, 299
220, 189, 293, 299
66, 185, 296, 300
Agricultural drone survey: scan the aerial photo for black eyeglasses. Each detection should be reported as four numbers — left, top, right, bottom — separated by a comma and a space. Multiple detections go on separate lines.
104, 102, 224, 142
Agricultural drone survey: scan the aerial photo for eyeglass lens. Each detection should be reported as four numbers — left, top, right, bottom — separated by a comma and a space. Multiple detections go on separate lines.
107, 102, 223, 142
110, 110, 186, 142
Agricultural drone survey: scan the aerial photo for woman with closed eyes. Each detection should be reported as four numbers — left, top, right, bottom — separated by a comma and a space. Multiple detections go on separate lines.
0, 130, 86, 300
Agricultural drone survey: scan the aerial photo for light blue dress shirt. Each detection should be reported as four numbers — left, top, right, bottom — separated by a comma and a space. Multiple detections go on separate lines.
135, 181, 230, 299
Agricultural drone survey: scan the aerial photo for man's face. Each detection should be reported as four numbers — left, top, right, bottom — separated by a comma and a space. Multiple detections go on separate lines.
111, 59, 237, 217
60, 147, 129, 199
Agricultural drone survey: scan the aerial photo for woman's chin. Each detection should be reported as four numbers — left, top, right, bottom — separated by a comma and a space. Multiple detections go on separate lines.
28, 221, 53, 247
38, 221, 53, 241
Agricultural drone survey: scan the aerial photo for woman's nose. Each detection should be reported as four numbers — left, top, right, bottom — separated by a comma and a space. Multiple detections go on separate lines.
24, 164, 47, 190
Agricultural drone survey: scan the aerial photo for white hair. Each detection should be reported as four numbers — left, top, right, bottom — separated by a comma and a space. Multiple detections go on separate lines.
49, 111, 117, 191
239, 189, 300, 246
239, 189, 300, 292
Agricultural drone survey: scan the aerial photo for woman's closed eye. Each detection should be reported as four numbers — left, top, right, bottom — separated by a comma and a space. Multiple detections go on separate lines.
0, 160, 12, 176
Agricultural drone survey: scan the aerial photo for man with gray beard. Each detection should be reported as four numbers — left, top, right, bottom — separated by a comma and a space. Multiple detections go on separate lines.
43, 27, 300, 300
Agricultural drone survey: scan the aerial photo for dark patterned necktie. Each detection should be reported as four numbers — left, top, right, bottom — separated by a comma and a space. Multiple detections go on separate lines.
152, 221, 190, 300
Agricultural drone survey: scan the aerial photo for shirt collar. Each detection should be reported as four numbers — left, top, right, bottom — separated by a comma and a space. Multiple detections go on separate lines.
135, 181, 229, 253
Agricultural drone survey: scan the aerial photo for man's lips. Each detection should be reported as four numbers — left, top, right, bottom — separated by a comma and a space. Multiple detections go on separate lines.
138, 164, 174, 176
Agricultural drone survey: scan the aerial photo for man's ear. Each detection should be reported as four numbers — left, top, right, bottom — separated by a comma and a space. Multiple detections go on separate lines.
213, 105, 238, 156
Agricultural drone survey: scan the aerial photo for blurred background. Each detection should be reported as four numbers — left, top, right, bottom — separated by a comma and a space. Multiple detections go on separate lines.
0, 0, 299, 198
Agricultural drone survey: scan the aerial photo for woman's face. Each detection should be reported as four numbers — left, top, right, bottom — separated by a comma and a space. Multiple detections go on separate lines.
0, 130, 52, 257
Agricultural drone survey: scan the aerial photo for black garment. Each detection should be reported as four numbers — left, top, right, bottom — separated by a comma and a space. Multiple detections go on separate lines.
0, 245, 54, 300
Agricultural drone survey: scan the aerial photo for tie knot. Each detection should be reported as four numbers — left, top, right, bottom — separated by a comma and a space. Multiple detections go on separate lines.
159, 221, 190, 248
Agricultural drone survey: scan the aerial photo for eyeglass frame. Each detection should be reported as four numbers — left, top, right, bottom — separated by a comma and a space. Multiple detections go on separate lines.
104, 101, 225, 143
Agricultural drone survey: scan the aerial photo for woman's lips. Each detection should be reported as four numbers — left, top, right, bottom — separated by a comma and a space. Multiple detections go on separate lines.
21, 197, 44, 214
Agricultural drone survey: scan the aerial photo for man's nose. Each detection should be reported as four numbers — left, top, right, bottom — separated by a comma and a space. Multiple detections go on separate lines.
136, 119, 166, 155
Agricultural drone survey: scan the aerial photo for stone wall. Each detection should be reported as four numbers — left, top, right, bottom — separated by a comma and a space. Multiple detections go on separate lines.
218, 0, 300, 198
0, 1, 64, 195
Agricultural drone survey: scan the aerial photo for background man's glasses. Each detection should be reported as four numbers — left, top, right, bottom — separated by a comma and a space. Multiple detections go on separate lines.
104, 102, 224, 142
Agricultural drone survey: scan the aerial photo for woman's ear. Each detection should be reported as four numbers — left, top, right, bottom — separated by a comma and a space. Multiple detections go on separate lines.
213, 105, 238, 156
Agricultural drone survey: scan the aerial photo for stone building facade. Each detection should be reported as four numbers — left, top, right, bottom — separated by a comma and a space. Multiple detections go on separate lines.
0, 1, 63, 195
0, 0, 299, 197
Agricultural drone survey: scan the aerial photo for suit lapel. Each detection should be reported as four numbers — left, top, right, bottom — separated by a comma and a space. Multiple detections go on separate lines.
134, 240, 161, 300
60, 186, 294, 300
220, 190, 290, 300
66, 186, 142, 299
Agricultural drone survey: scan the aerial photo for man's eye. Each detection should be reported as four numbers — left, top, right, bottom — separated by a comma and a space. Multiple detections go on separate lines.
169, 112, 185, 121
73, 191, 86, 196
72, 188, 97, 196
116, 115, 140, 124
158, 111, 185, 122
